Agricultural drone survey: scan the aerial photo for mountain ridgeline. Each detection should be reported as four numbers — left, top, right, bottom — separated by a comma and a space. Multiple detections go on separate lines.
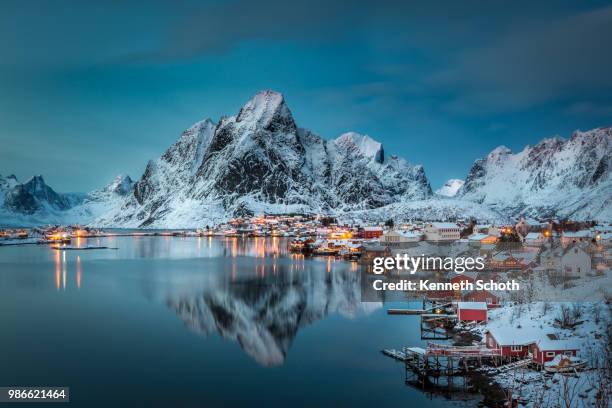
1, 91, 610, 227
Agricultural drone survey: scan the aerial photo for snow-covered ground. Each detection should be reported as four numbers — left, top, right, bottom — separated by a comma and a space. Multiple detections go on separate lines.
471, 302, 611, 407
435, 179, 464, 197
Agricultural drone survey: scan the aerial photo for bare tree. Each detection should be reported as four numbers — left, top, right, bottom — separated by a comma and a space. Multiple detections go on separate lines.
556, 304, 578, 329
560, 374, 581, 408
542, 301, 552, 315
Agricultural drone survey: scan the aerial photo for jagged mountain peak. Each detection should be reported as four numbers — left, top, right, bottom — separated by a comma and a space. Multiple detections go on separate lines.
26, 174, 46, 186
236, 90, 295, 132
91, 90, 432, 227
2, 174, 70, 215
334, 132, 384, 163
487, 145, 512, 159
105, 175, 134, 195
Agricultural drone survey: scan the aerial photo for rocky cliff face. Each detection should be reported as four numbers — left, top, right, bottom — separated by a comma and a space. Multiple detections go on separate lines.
458, 127, 612, 220
95, 90, 432, 227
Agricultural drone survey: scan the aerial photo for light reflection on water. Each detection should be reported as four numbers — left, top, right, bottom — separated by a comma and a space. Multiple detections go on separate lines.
0, 236, 474, 408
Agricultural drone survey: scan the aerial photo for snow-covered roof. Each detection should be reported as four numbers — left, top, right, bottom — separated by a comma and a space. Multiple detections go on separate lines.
397, 230, 423, 238
525, 232, 543, 239
487, 326, 542, 346
457, 302, 488, 310
488, 323, 581, 349
563, 231, 592, 238
536, 337, 580, 351
468, 233, 489, 241
364, 226, 383, 231
430, 222, 460, 229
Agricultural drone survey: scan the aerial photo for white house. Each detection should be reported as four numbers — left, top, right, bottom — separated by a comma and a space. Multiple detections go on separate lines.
561, 245, 592, 278
424, 222, 461, 241
524, 232, 547, 246
560, 231, 592, 247
381, 230, 423, 247
488, 226, 503, 237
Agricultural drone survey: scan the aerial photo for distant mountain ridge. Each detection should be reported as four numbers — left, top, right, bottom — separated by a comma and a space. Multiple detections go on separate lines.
457, 127, 611, 220
1, 91, 610, 227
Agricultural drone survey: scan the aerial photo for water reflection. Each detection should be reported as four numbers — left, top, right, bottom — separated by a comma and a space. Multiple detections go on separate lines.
164, 259, 372, 366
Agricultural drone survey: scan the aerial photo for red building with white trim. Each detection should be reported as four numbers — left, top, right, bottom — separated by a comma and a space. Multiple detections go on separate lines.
362, 226, 384, 239
532, 338, 579, 365
485, 328, 531, 358
457, 302, 488, 322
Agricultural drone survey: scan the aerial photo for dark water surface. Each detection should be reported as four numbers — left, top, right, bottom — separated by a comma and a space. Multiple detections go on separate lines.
0, 237, 475, 407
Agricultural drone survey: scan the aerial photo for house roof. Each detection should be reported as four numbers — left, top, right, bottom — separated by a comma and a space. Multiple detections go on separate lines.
486, 326, 541, 346
536, 338, 580, 351
430, 222, 460, 229
487, 326, 580, 349
397, 230, 423, 238
468, 233, 489, 241
563, 231, 592, 238
457, 302, 488, 310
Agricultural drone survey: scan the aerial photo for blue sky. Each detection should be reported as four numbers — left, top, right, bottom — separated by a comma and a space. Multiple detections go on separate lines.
1, 0, 611, 192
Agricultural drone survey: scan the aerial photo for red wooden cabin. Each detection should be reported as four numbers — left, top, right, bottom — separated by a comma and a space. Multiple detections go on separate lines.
532, 339, 579, 365
457, 302, 487, 322
485, 329, 531, 358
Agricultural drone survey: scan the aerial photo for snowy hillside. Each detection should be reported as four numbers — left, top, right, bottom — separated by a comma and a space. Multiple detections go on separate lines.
458, 127, 612, 220
435, 179, 464, 197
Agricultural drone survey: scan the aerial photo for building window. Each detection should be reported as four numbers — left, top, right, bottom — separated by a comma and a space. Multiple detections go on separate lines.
510, 345, 523, 352
546, 352, 556, 357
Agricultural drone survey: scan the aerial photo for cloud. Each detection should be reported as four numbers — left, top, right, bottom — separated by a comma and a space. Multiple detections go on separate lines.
431, 5, 612, 115
565, 101, 612, 116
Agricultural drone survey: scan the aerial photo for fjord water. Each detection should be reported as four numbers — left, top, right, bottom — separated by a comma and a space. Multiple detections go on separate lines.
0, 237, 467, 407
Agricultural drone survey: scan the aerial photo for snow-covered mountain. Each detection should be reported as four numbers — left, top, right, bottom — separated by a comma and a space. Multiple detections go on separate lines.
1, 92, 610, 227
94, 90, 432, 227
0, 174, 133, 227
457, 127, 612, 220
435, 179, 464, 197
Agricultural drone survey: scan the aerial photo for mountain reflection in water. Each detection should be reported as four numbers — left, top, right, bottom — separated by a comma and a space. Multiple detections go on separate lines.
166, 258, 374, 366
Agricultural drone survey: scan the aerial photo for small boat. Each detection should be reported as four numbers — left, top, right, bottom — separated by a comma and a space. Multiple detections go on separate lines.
544, 355, 587, 373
